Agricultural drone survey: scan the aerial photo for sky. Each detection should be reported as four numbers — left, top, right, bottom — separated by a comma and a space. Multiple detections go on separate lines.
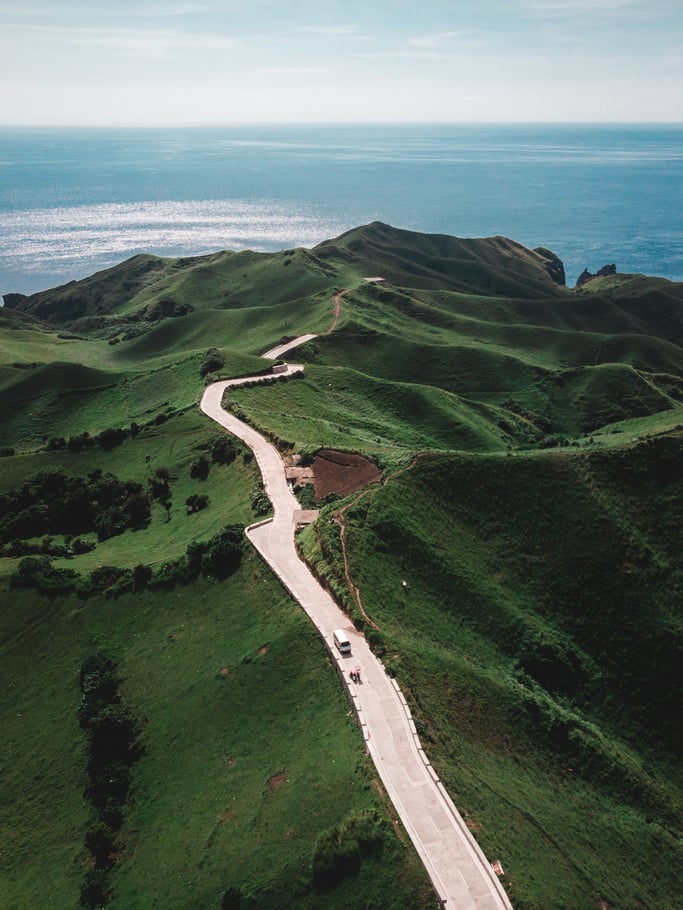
1, 0, 681, 124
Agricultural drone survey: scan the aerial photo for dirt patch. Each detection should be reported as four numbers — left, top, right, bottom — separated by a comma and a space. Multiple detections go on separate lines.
219, 666, 230, 677
258, 643, 269, 655
284, 828, 296, 840
267, 770, 287, 792
312, 449, 382, 499
220, 810, 236, 824
227, 758, 237, 768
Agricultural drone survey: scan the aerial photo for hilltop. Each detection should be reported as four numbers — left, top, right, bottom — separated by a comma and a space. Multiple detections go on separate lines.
1, 223, 681, 910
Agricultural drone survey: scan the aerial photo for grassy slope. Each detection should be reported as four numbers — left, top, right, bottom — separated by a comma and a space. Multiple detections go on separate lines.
299, 438, 683, 910
0, 410, 432, 909
1, 565, 431, 910
0, 255, 434, 909
2, 223, 683, 909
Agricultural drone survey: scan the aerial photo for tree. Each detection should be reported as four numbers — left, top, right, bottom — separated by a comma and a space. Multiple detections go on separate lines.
79, 868, 108, 909
186, 494, 209, 514
132, 563, 152, 591
201, 525, 244, 578
210, 436, 236, 464
85, 822, 117, 868
190, 456, 209, 480
199, 347, 225, 377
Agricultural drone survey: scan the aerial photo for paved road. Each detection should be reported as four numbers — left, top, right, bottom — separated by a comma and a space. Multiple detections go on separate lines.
200, 353, 513, 910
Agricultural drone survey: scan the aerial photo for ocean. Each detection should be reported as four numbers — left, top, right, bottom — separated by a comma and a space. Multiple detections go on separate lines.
1, 123, 682, 296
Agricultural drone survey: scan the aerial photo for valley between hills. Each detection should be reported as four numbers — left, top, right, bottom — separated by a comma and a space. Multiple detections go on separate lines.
1, 222, 681, 910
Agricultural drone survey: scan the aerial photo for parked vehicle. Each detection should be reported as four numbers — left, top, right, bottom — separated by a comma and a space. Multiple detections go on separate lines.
333, 629, 352, 654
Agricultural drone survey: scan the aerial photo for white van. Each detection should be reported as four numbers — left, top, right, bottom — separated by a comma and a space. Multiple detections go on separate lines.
333, 629, 352, 655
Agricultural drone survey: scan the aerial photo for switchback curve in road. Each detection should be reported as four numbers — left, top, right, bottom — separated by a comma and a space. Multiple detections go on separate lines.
200, 342, 513, 910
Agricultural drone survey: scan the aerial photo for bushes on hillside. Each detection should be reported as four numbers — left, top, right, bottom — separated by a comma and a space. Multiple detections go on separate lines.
209, 436, 237, 464
190, 455, 209, 480
250, 488, 271, 516
312, 810, 385, 891
11, 555, 79, 592
0, 470, 151, 545
78, 648, 141, 908
10, 524, 244, 595
200, 347, 225, 377
186, 493, 209, 514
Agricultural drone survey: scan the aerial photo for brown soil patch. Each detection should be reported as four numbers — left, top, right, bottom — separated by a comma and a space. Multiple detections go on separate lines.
284, 828, 296, 840
220, 810, 236, 824
219, 666, 230, 677
466, 817, 482, 833
268, 770, 287, 792
258, 644, 269, 655
227, 758, 237, 768
312, 449, 382, 499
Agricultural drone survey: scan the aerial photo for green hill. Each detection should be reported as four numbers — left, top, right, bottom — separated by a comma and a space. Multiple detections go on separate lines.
1, 223, 681, 910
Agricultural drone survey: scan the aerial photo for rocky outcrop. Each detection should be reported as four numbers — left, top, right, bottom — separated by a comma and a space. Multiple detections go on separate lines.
534, 247, 566, 286
2, 293, 26, 308
576, 264, 617, 287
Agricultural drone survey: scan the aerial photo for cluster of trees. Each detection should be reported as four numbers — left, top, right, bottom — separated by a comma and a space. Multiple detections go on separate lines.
0, 470, 151, 546
46, 421, 142, 453
78, 649, 141, 909
11, 524, 245, 595
44, 407, 184, 455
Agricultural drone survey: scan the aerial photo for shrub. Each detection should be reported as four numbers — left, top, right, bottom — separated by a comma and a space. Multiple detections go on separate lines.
89, 565, 128, 592
312, 810, 385, 890
250, 490, 271, 516
366, 628, 386, 656
11, 555, 79, 592
132, 563, 152, 591
85, 822, 117, 868
200, 525, 244, 578
101, 797, 123, 831
190, 456, 209, 480
88, 760, 132, 808
209, 436, 237, 464
72, 537, 96, 555
186, 493, 209, 514
97, 427, 128, 450
150, 559, 187, 588
79, 868, 108, 909
88, 703, 139, 763
199, 347, 225, 377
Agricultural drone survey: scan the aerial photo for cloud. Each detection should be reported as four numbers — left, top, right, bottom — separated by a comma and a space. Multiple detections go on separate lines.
0, 1, 226, 14
408, 30, 472, 49
1, 23, 241, 56
290, 25, 358, 37
523, 0, 638, 12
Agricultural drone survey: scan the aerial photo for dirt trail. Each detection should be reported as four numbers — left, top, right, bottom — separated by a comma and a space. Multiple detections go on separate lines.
325, 288, 348, 334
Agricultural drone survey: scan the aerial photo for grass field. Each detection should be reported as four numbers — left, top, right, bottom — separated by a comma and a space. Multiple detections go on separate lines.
297, 440, 683, 909
2, 222, 682, 909
1, 563, 432, 910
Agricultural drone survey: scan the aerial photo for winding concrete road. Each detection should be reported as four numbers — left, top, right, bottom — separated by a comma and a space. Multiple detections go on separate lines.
200, 347, 513, 910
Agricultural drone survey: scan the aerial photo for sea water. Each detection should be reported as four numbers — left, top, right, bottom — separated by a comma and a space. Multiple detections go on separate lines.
1, 123, 682, 296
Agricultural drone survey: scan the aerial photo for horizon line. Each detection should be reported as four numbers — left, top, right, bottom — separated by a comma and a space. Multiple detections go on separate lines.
1, 119, 682, 129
